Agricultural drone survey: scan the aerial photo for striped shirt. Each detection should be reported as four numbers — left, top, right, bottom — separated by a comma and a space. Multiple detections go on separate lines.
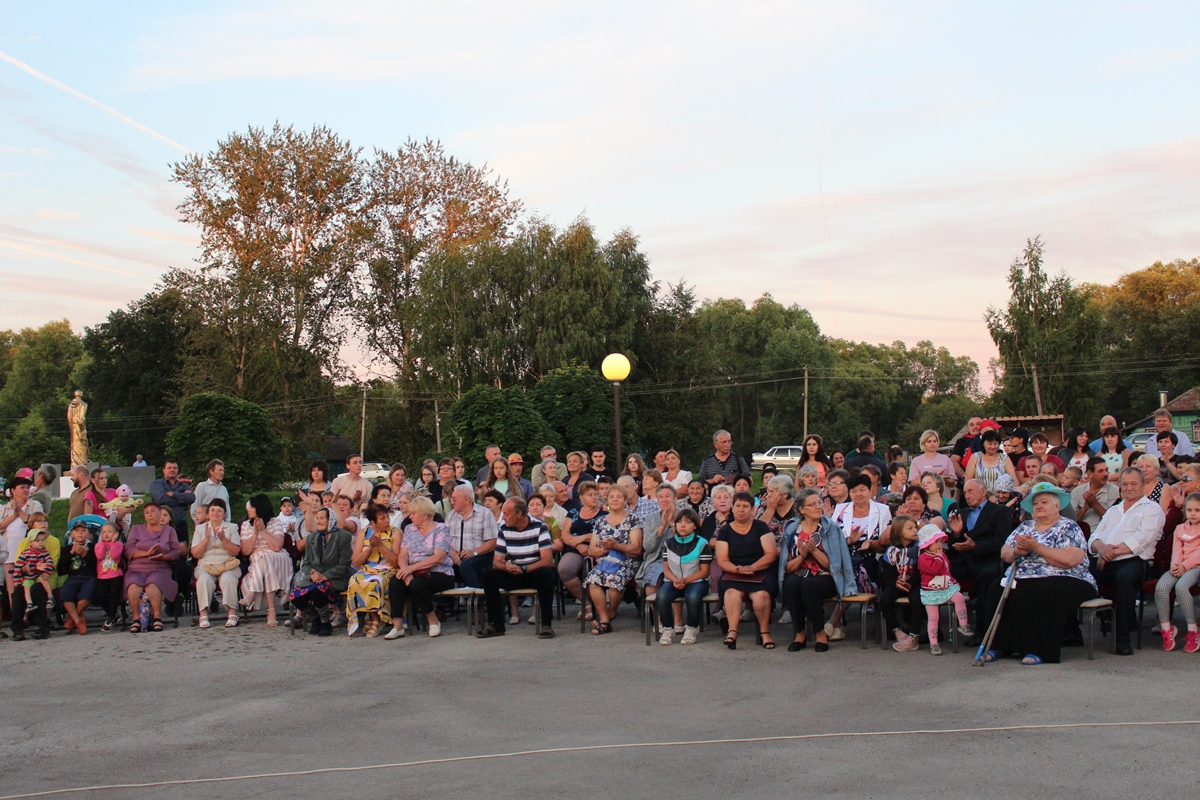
445, 504, 498, 553
495, 518, 552, 566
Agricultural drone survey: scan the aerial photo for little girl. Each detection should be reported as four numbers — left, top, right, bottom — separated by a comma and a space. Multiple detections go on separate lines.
93, 523, 125, 632
917, 524, 973, 655
1156, 492, 1200, 652
884, 515, 922, 652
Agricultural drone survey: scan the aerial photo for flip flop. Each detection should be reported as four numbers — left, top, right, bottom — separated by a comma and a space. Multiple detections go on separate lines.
983, 649, 1000, 663
1021, 654, 1043, 666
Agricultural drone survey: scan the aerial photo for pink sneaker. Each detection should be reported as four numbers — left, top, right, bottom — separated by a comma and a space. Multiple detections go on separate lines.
1162, 625, 1177, 652
1185, 630, 1200, 654
891, 631, 919, 652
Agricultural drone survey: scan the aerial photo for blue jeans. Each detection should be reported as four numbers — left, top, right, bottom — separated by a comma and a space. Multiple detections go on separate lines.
458, 553, 493, 589
656, 580, 708, 629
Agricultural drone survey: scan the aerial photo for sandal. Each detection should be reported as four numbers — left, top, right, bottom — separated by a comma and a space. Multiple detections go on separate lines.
225, 615, 239, 628
724, 631, 738, 650
983, 649, 1001, 663
1021, 654, 1044, 666
590, 621, 612, 635
198, 614, 210, 629
759, 630, 776, 650
150, 618, 164, 632
128, 622, 142, 633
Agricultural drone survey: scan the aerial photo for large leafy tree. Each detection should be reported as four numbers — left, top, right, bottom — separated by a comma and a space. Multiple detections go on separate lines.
0, 320, 84, 468
530, 363, 632, 457
447, 385, 560, 473
986, 236, 1104, 424
169, 122, 370, 417
365, 138, 522, 382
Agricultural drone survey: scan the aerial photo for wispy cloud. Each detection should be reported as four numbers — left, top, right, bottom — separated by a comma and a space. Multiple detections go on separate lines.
0, 238, 142, 278
0, 48, 191, 152
0, 221, 169, 270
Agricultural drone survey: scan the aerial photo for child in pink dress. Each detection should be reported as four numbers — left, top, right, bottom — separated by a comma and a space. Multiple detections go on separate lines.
917, 524, 973, 655
93, 523, 125, 632
1155, 493, 1200, 652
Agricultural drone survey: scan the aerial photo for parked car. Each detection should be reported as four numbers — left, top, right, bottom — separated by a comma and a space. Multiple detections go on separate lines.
751, 446, 804, 472
1128, 433, 1153, 452
338, 461, 392, 482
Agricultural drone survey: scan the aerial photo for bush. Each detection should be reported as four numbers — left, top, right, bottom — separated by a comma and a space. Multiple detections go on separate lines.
448, 385, 560, 471
165, 392, 285, 496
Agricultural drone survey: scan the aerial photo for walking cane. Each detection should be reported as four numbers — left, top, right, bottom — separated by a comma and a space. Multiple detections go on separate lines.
973, 557, 1020, 667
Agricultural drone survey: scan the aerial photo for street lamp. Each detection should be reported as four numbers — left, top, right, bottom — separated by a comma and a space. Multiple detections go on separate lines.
601, 353, 631, 467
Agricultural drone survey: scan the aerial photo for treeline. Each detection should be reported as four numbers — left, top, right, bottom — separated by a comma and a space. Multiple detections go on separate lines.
0, 125, 1193, 486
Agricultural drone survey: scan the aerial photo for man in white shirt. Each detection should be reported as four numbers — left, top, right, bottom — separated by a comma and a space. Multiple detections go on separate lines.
1071, 456, 1120, 531
1088, 466, 1165, 655
330, 455, 374, 512
1143, 409, 1196, 458
444, 485, 498, 588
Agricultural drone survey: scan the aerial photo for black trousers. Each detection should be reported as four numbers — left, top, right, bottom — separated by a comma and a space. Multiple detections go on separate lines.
482, 567, 556, 628
10, 583, 50, 635
1089, 557, 1146, 645
782, 573, 837, 637
93, 577, 124, 619
390, 572, 456, 619
950, 558, 1004, 628
880, 582, 924, 636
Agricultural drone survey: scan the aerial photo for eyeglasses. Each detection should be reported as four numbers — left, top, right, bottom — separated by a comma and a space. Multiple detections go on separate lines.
828, 480, 845, 487
1181, 476, 1195, 483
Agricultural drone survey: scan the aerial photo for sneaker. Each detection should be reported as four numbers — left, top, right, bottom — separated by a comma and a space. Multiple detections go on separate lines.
930, 642, 943, 656
330, 611, 347, 629
64, 617, 76, 631
428, 623, 442, 638
659, 629, 675, 646
508, 614, 520, 625
317, 622, 333, 637
1186, 630, 1200, 653
101, 618, 115, 632
740, 608, 753, 622
713, 609, 727, 621
957, 623, 974, 638
476, 624, 506, 639
673, 625, 686, 634
778, 610, 792, 625
891, 631, 919, 652
383, 625, 406, 640
25, 602, 35, 612
1163, 625, 1178, 652
307, 618, 322, 636
681, 625, 699, 645
825, 624, 846, 641
527, 615, 536, 625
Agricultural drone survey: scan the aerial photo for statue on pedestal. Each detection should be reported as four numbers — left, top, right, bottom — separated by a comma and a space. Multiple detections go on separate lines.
68, 390, 89, 468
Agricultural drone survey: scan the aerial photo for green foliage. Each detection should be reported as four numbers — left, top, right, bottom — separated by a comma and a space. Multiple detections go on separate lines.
986, 236, 1105, 423
530, 363, 632, 456
447, 385, 560, 472
80, 288, 193, 463
164, 392, 285, 496
0, 320, 85, 445
0, 412, 68, 478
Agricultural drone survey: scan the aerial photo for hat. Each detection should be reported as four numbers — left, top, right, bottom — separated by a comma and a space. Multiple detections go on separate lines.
979, 419, 1002, 432
1009, 427, 1031, 442
1020, 481, 1072, 514
993, 474, 1015, 494
15, 467, 33, 479
8, 476, 32, 489
279, 496, 294, 505
508, 453, 524, 464
918, 524, 947, 550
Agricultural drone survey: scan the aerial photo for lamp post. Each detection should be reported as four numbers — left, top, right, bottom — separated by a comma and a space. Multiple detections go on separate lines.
601, 353, 631, 467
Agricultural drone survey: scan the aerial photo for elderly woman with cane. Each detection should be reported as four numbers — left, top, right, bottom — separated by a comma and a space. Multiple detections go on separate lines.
979, 481, 1097, 665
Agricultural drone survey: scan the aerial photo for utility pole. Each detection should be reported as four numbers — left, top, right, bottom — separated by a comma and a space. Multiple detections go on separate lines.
359, 385, 367, 457
802, 366, 809, 440
434, 398, 443, 453
1031, 364, 1045, 416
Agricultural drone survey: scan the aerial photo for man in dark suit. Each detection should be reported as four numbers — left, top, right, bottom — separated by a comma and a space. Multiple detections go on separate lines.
946, 478, 1012, 632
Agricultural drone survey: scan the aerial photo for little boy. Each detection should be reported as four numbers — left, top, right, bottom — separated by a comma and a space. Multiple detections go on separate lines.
15, 529, 54, 614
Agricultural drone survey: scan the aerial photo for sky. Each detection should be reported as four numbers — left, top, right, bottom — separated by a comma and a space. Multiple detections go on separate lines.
2, 2, 1199, 384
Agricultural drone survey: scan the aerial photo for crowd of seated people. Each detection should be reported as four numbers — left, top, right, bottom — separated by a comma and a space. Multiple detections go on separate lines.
3, 411, 1191, 663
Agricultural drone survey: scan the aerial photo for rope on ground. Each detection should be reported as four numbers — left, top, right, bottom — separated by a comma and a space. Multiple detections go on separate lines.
3, 719, 1197, 799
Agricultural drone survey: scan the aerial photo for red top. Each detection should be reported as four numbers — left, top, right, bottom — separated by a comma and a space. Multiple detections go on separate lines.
917, 551, 958, 592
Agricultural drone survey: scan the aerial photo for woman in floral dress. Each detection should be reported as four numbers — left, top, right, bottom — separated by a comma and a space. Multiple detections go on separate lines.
583, 484, 644, 634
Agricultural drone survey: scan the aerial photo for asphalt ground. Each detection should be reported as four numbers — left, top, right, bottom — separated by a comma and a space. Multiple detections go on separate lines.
1, 603, 1195, 799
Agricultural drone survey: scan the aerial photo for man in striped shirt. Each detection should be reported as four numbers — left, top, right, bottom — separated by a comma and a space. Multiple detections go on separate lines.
478, 497, 557, 639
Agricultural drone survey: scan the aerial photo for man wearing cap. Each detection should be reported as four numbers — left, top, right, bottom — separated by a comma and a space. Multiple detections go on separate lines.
475, 444, 503, 486
506, 454, 536, 498
1088, 466, 1165, 655
945, 478, 1011, 632
1004, 428, 1033, 466
1071, 456, 1120, 532
530, 446, 567, 490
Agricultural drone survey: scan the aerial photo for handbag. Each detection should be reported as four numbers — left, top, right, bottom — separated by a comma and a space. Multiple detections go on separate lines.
731, 568, 768, 583
204, 558, 240, 578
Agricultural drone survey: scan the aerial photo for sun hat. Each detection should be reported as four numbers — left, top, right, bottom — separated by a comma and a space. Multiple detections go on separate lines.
508, 453, 524, 464
1019, 481, 1072, 514
917, 524, 947, 550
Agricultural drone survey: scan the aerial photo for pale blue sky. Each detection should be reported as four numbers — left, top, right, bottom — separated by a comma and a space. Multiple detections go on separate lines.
2, 2, 1198, 379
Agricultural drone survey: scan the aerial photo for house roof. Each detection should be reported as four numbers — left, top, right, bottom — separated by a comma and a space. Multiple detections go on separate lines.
1164, 388, 1200, 414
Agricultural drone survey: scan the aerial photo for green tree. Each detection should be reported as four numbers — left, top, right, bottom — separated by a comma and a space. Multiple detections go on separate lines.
530, 363, 632, 456
0, 320, 84, 454
79, 288, 194, 463
896, 395, 984, 453
0, 412, 68, 477
164, 392, 285, 496
986, 236, 1105, 423
365, 138, 523, 383
170, 122, 370, 410
447, 385, 560, 472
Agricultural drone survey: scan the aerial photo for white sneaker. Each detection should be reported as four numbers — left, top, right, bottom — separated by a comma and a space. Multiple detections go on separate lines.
508, 614, 520, 625
383, 625, 406, 640
427, 623, 441, 638
778, 610, 792, 625
527, 615, 536, 625
673, 625, 686, 634
659, 629, 675, 646
740, 608, 753, 622
823, 622, 847, 641
680, 625, 699, 645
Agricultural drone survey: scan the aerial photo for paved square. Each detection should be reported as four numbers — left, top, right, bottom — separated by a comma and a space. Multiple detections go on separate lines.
2, 609, 1195, 799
